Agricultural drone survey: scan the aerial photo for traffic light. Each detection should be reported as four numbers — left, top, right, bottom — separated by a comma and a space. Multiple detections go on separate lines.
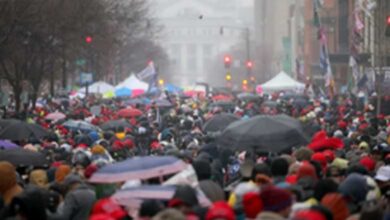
246, 61, 253, 69
386, 16, 390, 37
224, 55, 232, 68
85, 36, 93, 44
158, 79, 164, 86
242, 79, 248, 91
225, 73, 232, 81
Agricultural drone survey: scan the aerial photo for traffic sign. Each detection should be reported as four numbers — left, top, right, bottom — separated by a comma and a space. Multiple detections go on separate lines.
80, 72, 93, 85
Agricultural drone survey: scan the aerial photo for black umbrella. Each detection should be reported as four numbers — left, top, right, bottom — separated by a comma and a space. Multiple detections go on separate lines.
0, 119, 21, 131
100, 119, 132, 131
0, 148, 49, 167
208, 102, 235, 112
237, 93, 259, 101
203, 113, 239, 133
218, 114, 309, 153
0, 121, 49, 141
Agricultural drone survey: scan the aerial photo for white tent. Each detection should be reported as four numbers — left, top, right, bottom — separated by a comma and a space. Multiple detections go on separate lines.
115, 74, 149, 91
79, 81, 115, 94
258, 71, 305, 92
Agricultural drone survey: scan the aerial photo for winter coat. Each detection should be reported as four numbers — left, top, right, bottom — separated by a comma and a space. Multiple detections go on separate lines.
199, 180, 225, 202
57, 184, 96, 220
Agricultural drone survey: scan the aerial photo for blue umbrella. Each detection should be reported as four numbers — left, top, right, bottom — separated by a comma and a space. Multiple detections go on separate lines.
115, 87, 132, 97
63, 120, 99, 132
0, 140, 19, 150
165, 84, 182, 93
112, 185, 211, 208
89, 156, 187, 183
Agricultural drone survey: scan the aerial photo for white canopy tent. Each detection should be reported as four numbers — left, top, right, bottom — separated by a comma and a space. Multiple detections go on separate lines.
115, 74, 149, 91
79, 81, 115, 94
258, 71, 305, 93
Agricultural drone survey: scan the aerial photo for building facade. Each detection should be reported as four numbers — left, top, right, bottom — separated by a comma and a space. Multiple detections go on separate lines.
151, 0, 253, 87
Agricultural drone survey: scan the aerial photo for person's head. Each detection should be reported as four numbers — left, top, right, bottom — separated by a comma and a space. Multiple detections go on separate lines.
205, 201, 235, 220
321, 193, 349, 220
192, 160, 211, 181
0, 161, 17, 194
63, 174, 83, 192
55, 164, 71, 183
271, 157, 289, 177
29, 169, 48, 188
170, 185, 199, 214
313, 178, 338, 202
259, 186, 292, 218
292, 205, 333, 220
339, 173, 369, 213
252, 163, 272, 186
9, 187, 48, 220
152, 209, 186, 220
139, 200, 165, 219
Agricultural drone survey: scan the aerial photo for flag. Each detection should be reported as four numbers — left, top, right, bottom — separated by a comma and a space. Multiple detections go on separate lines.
349, 56, 359, 81
320, 44, 328, 73
357, 74, 368, 89
137, 62, 157, 82
313, 2, 320, 28
354, 11, 364, 31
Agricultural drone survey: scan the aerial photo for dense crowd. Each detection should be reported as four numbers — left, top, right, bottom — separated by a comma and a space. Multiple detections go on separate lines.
0, 91, 389, 220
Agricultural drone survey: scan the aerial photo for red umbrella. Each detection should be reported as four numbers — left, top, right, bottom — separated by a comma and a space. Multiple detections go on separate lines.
212, 94, 232, 101
308, 130, 344, 151
117, 108, 143, 118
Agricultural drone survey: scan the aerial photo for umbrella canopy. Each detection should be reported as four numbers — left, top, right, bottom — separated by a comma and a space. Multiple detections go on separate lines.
131, 89, 145, 98
153, 99, 173, 108
117, 108, 143, 118
63, 120, 99, 132
0, 119, 20, 130
45, 112, 66, 121
100, 120, 132, 131
0, 148, 49, 167
0, 122, 49, 141
208, 101, 235, 112
237, 93, 259, 101
0, 140, 19, 150
89, 156, 187, 183
218, 114, 309, 153
112, 185, 211, 208
203, 113, 240, 133
115, 87, 132, 97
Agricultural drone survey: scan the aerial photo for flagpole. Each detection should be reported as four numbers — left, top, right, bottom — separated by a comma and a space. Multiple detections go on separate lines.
313, 0, 334, 97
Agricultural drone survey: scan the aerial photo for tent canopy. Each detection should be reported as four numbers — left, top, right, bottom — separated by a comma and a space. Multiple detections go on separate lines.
258, 71, 305, 92
116, 74, 149, 91
79, 81, 115, 94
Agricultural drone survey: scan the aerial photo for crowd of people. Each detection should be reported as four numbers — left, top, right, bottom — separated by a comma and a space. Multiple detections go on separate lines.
0, 90, 389, 220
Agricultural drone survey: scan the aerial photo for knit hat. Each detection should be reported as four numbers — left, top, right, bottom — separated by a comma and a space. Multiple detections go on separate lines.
55, 165, 71, 183
91, 145, 106, 155
205, 201, 235, 220
63, 174, 83, 186
339, 173, 369, 204
242, 192, 263, 218
91, 198, 127, 220
260, 186, 292, 212
359, 156, 376, 172
297, 162, 317, 181
293, 209, 327, 220
0, 161, 17, 194
29, 169, 48, 188
321, 193, 349, 220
